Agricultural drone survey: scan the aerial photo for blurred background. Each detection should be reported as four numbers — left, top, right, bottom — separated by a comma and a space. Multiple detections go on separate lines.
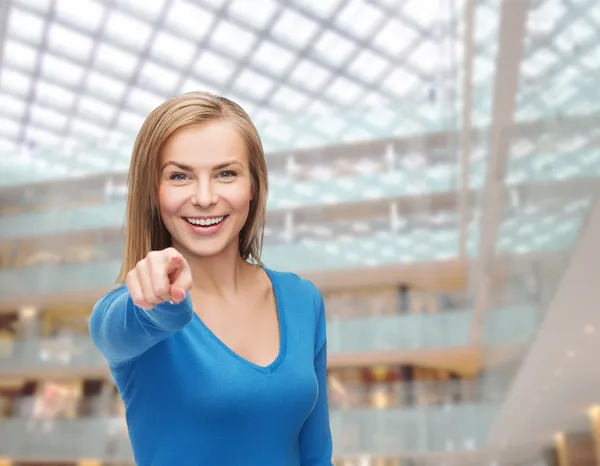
0, 0, 599, 465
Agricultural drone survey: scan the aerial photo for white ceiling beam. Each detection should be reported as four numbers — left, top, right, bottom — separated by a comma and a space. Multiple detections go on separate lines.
470, 0, 530, 345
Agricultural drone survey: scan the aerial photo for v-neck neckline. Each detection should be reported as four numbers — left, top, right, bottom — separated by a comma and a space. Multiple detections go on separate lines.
191, 266, 287, 374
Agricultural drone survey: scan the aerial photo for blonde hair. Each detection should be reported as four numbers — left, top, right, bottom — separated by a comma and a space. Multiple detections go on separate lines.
117, 92, 268, 283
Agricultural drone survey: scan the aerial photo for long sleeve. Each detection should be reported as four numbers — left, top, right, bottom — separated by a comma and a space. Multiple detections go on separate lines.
89, 285, 193, 366
299, 290, 334, 465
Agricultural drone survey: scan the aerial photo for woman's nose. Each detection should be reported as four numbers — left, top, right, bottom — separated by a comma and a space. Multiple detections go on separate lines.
191, 180, 218, 208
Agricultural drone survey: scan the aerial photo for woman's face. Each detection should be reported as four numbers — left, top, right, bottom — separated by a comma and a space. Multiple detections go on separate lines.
158, 120, 253, 259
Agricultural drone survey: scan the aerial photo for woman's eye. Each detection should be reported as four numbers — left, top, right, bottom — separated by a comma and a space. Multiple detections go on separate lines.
170, 172, 188, 181
218, 170, 237, 179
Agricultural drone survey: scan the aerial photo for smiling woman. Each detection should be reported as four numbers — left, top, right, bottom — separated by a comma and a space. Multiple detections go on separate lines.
88, 92, 333, 466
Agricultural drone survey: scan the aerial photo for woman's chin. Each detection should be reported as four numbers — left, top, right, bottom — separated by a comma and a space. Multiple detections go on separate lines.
176, 236, 238, 259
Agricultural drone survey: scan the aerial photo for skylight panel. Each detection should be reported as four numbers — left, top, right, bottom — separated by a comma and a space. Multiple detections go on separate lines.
201, 0, 230, 8
116, 110, 145, 133
12, 0, 52, 14
304, 100, 334, 116
515, 102, 543, 122
164, 2, 213, 41
251, 41, 296, 76
40, 54, 85, 88
271, 10, 319, 49
365, 107, 395, 129
311, 115, 345, 137
25, 125, 60, 147
138, 61, 180, 94
232, 69, 274, 100
86, 71, 127, 103
47, 23, 94, 62
127, 87, 165, 114
555, 19, 595, 51
194, 50, 236, 83
0, 117, 20, 139
7, 7, 45, 44
72, 116, 107, 142
521, 48, 557, 79
228, 0, 279, 29
313, 31, 356, 67
115, 0, 167, 22
288, 60, 332, 92
551, 66, 580, 91
373, 19, 418, 56
542, 84, 576, 109
528, 0, 565, 34
3, 40, 38, 73
326, 77, 363, 105
402, 0, 444, 27
347, 50, 389, 83
375, 0, 402, 7
95, 43, 139, 79
474, 5, 499, 42
578, 45, 600, 70
269, 86, 309, 113
409, 39, 442, 74
150, 31, 197, 68
293, 0, 345, 18
263, 120, 294, 143
104, 10, 153, 52
335, 0, 385, 39
180, 78, 220, 96
472, 56, 494, 85
382, 68, 418, 96
36, 81, 76, 111
78, 96, 116, 123
30, 104, 68, 131
0, 94, 26, 120
0, 68, 32, 98
362, 91, 390, 107
55, 0, 105, 33
210, 20, 256, 59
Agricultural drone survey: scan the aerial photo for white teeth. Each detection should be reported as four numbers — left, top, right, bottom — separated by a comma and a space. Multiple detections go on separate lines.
186, 216, 225, 226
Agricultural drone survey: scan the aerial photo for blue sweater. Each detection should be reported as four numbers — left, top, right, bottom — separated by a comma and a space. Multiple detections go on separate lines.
89, 267, 333, 466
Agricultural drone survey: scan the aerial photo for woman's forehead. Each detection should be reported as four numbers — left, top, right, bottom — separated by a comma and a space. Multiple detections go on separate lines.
161, 121, 248, 167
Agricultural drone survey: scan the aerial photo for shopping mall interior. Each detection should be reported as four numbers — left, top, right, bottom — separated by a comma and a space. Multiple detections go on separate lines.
0, 0, 600, 465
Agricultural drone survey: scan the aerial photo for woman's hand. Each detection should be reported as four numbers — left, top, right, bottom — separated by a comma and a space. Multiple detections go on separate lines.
126, 247, 192, 310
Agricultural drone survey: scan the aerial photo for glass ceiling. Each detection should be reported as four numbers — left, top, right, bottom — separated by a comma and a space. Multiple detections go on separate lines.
0, 0, 473, 183
0, 0, 598, 186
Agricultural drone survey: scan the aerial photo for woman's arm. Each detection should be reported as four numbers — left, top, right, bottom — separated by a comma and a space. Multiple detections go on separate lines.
299, 290, 334, 465
89, 285, 193, 366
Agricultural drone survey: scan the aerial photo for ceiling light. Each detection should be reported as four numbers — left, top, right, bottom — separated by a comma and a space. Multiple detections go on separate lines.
584, 325, 595, 335
567, 350, 576, 359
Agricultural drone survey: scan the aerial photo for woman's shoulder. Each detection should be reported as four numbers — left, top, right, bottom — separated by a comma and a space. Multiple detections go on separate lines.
262, 266, 323, 321
263, 266, 321, 298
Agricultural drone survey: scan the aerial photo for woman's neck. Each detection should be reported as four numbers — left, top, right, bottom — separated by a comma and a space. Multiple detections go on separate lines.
178, 241, 257, 298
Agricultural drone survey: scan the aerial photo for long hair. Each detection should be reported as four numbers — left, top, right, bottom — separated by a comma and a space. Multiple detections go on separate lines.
117, 92, 268, 283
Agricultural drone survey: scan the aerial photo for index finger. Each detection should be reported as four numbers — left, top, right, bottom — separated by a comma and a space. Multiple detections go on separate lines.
165, 255, 184, 274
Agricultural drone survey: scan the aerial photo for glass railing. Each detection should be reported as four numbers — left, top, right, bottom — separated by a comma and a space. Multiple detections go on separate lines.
0, 401, 498, 459
0, 207, 589, 295
0, 307, 539, 375
329, 379, 504, 410
327, 311, 472, 353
